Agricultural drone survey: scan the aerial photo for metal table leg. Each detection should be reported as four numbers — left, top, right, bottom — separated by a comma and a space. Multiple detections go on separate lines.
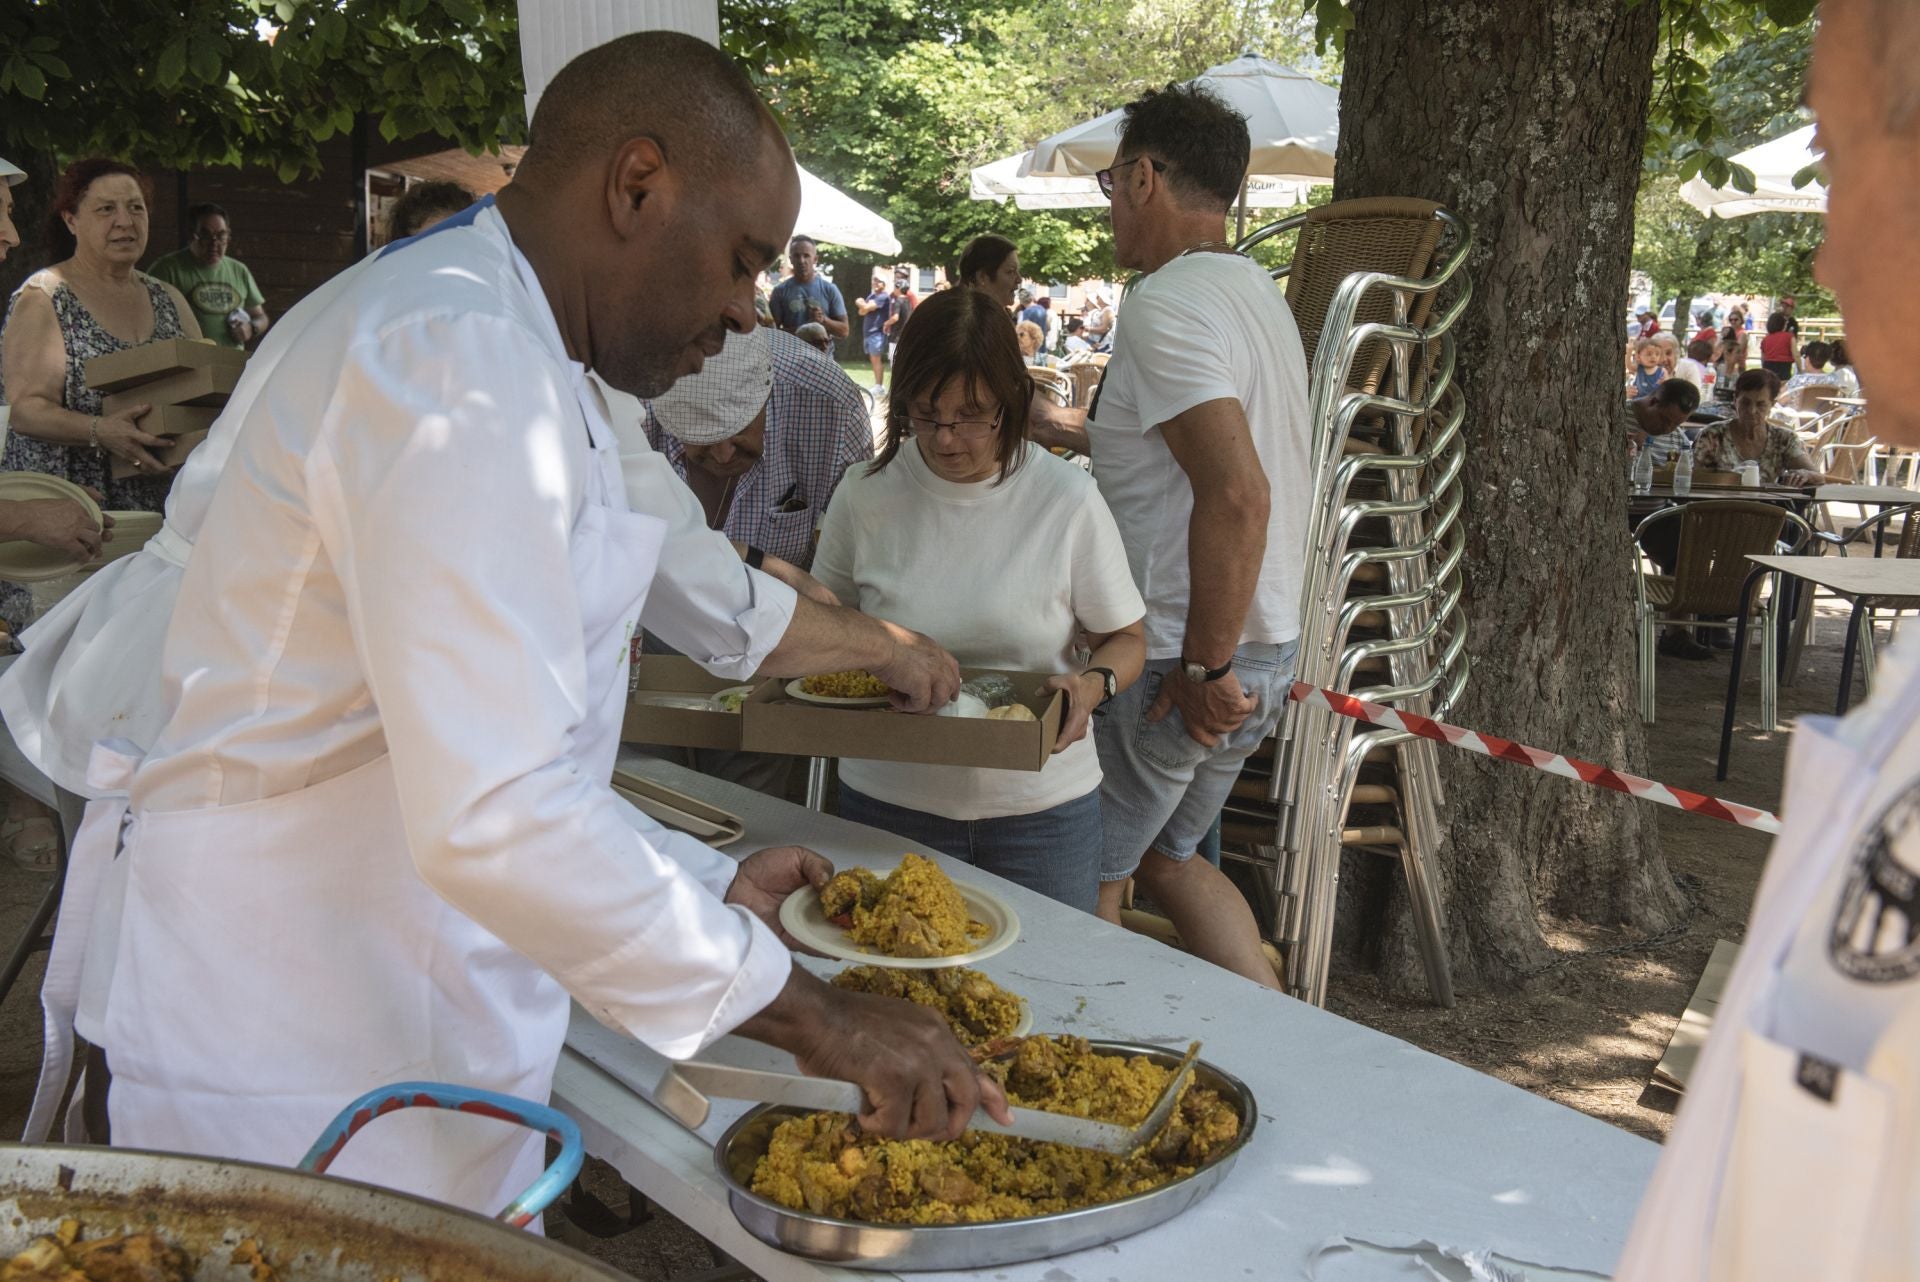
1837, 597, 1872, 715
804, 757, 829, 812
1718, 566, 1771, 781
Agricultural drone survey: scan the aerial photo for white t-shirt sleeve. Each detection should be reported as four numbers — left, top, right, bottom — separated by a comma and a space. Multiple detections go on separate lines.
1119, 287, 1242, 432
1069, 485, 1146, 636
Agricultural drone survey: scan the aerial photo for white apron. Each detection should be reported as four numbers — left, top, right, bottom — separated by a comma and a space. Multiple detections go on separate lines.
1616, 651, 1920, 1281
68, 395, 662, 1214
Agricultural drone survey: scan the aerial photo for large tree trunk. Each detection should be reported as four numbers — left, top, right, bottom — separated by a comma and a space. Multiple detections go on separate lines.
1331, 0, 1685, 991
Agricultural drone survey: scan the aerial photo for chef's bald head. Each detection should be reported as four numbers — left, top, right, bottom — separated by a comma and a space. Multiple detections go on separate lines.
518, 32, 782, 186
499, 31, 800, 400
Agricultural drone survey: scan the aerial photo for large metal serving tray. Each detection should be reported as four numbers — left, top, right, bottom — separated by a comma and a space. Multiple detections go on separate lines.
713, 1041, 1258, 1272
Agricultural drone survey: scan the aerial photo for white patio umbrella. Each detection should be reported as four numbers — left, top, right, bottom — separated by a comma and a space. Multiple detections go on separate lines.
796, 165, 901, 255
1020, 53, 1338, 234
971, 150, 1311, 211
1679, 124, 1826, 219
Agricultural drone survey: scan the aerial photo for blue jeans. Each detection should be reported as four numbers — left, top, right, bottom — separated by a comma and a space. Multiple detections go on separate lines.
1094, 640, 1297, 880
836, 787, 1103, 914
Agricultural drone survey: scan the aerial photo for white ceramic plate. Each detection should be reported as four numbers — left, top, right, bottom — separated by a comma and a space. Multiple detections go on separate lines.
784, 677, 892, 708
709, 685, 756, 714
0, 473, 104, 583
780, 865, 1021, 969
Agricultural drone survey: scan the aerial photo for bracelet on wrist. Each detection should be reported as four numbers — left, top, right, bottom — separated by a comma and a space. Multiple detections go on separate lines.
88, 417, 101, 450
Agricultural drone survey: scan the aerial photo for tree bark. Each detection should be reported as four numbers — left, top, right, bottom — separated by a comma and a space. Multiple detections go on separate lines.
1331, 0, 1685, 991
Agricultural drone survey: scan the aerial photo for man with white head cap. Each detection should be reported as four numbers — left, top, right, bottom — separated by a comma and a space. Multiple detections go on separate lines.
644, 324, 871, 574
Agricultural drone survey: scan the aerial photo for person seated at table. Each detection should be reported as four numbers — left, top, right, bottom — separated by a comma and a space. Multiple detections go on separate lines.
812, 287, 1147, 913
1691, 310, 1718, 348
1825, 336, 1862, 399
1693, 369, 1843, 486
1781, 338, 1836, 398
958, 234, 1022, 308
1629, 336, 1666, 398
1062, 316, 1094, 356
1626, 378, 1700, 467
1015, 319, 1055, 368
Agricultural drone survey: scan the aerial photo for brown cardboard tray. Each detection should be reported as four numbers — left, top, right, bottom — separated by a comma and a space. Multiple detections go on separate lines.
84, 337, 246, 393
103, 363, 241, 408
620, 654, 749, 751
741, 668, 1065, 772
110, 430, 206, 480
101, 398, 218, 437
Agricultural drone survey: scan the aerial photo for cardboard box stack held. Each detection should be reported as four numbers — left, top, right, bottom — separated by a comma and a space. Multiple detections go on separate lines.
621, 655, 1066, 771
84, 339, 244, 479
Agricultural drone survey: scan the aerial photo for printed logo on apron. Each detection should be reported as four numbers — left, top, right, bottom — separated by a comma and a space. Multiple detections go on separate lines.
1829, 779, 1920, 984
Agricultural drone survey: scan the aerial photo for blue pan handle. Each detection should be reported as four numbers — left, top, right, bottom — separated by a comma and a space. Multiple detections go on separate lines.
300, 1081, 584, 1228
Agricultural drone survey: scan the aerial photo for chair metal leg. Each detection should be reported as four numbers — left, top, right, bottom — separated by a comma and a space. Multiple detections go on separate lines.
804, 757, 830, 811
1638, 611, 1656, 724
1760, 592, 1779, 733
1395, 816, 1455, 1009
1861, 611, 1878, 692
1717, 567, 1769, 781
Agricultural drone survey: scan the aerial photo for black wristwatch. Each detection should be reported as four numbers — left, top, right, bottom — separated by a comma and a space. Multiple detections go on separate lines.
1085, 666, 1118, 707
1181, 656, 1233, 683
743, 544, 767, 570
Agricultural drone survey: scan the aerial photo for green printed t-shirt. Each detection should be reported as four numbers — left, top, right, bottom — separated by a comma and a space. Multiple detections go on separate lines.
145, 249, 264, 349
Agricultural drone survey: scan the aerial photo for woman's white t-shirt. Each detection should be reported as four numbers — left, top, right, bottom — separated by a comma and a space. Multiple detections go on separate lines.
812, 441, 1145, 821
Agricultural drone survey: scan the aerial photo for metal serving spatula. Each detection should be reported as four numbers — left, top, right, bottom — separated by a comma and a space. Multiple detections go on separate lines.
659, 1041, 1201, 1157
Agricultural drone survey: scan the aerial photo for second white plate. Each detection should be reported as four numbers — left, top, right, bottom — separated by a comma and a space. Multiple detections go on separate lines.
780, 867, 1020, 969
783, 678, 892, 708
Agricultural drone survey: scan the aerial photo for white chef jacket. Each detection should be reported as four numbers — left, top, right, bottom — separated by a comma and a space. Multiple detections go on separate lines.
127, 200, 792, 1056
1616, 640, 1920, 1281
0, 208, 796, 800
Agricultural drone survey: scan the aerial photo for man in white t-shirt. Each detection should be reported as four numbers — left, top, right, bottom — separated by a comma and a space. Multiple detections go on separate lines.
1038, 82, 1311, 988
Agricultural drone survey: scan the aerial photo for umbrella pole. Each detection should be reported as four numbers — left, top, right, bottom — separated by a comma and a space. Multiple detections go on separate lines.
1234, 177, 1249, 242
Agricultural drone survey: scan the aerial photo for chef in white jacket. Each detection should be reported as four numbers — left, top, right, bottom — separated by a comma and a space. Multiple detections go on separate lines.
1616, 3, 1920, 1277
68, 33, 1006, 1214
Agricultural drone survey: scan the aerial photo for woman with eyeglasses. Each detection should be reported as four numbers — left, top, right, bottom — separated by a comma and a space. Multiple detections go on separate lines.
812, 288, 1146, 912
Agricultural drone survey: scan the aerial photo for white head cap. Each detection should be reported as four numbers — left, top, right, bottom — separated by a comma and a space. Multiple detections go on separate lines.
0, 158, 26, 188
647, 327, 774, 445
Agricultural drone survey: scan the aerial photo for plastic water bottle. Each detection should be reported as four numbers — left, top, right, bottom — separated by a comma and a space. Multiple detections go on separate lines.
1673, 443, 1694, 496
1631, 443, 1655, 495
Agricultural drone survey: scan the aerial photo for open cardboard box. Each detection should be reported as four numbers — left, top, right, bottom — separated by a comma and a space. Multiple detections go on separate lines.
620, 654, 747, 750
85, 338, 246, 394
741, 667, 1065, 772
100, 363, 242, 409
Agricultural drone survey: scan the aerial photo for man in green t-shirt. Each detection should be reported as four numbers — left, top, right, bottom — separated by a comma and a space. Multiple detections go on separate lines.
146, 203, 271, 349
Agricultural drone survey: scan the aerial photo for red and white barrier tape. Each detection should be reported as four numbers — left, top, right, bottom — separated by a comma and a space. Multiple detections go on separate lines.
1289, 681, 1782, 835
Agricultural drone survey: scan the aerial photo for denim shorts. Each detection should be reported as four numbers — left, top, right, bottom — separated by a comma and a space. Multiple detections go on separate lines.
1093, 640, 1297, 881
862, 332, 887, 357
836, 787, 1103, 914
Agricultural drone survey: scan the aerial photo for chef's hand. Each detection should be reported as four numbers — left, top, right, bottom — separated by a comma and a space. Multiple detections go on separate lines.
1148, 667, 1255, 747
872, 620, 961, 714
1043, 671, 1102, 753
8, 498, 104, 560
725, 845, 833, 949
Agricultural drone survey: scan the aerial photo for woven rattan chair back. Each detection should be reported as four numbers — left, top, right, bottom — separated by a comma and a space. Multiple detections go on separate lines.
1668, 501, 1791, 616
1283, 197, 1446, 391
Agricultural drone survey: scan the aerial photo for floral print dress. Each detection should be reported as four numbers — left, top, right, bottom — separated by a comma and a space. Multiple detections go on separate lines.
1692, 422, 1817, 483
0, 273, 184, 631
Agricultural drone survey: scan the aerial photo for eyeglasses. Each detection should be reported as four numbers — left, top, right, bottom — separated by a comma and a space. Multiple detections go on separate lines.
1095, 155, 1166, 199
902, 409, 1003, 440
193, 231, 230, 244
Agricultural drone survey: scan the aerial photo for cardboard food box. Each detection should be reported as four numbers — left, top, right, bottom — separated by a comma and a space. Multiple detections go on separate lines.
620, 654, 749, 750
85, 338, 246, 394
741, 668, 1066, 772
100, 362, 242, 409
110, 429, 207, 480
100, 398, 218, 438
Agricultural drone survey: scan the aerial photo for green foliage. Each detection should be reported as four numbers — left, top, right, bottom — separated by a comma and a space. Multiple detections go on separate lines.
1632, 22, 1829, 313
758, 0, 1326, 279
0, 0, 523, 179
